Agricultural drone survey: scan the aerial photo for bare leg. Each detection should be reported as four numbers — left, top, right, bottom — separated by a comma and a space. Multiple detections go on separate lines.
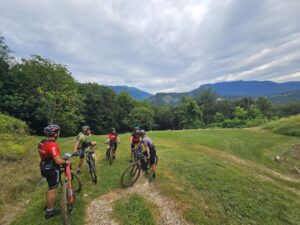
46, 189, 56, 209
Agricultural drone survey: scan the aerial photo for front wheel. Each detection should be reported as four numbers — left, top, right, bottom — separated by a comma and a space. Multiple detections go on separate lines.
71, 172, 82, 193
120, 163, 141, 188
61, 183, 72, 225
109, 147, 114, 165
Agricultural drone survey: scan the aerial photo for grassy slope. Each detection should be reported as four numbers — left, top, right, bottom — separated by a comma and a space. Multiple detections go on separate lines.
264, 114, 300, 137
8, 128, 300, 225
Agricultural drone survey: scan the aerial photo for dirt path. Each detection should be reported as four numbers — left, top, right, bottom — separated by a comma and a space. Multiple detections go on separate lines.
85, 176, 191, 225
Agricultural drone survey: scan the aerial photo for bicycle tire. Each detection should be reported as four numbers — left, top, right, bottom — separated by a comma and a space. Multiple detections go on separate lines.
109, 147, 113, 165
120, 163, 141, 188
61, 183, 72, 225
89, 157, 97, 184
71, 172, 82, 193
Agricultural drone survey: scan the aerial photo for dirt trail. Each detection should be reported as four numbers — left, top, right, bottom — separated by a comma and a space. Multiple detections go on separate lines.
85, 176, 191, 225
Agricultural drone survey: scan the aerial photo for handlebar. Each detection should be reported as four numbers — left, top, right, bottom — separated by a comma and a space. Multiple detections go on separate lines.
63, 152, 79, 160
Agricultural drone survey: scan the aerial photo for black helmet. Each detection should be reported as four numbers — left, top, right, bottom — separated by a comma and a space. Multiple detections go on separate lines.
44, 124, 60, 137
82, 125, 90, 132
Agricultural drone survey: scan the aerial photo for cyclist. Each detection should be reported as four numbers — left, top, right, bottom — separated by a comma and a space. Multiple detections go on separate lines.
38, 125, 68, 219
106, 128, 120, 159
74, 125, 96, 174
130, 126, 141, 161
140, 130, 157, 178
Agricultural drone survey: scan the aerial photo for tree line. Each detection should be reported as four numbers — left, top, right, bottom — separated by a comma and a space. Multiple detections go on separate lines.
1, 36, 299, 136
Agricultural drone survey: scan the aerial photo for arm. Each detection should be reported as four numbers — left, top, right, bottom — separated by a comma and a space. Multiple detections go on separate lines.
74, 140, 80, 152
53, 155, 68, 165
130, 136, 133, 144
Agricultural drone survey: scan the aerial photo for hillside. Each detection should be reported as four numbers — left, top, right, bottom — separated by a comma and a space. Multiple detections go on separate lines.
6, 124, 300, 225
109, 86, 153, 100
150, 81, 300, 105
0, 114, 38, 224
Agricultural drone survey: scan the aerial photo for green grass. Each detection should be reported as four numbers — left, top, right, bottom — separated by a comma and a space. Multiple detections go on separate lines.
113, 194, 156, 225
264, 114, 300, 137
4, 126, 300, 225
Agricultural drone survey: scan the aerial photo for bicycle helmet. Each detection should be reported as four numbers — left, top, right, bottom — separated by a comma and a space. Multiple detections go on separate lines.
134, 126, 140, 131
140, 129, 146, 136
44, 124, 60, 137
82, 125, 90, 132
111, 127, 116, 132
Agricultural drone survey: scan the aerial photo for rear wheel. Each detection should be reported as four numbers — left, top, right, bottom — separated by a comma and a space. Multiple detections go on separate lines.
121, 163, 141, 188
88, 157, 97, 184
61, 183, 72, 225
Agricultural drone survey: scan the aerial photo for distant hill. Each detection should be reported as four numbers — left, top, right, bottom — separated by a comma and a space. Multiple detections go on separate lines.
268, 90, 300, 104
200, 80, 300, 97
149, 81, 300, 105
109, 86, 153, 100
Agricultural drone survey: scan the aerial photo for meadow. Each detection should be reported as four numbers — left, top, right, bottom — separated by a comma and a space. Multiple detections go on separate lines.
1, 116, 300, 225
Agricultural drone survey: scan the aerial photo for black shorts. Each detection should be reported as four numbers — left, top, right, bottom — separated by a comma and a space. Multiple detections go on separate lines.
149, 147, 157, 165
78, 148, 85, 159
109, 142, 117, 151
143, 146, 157, 166
41, 167, 60, 190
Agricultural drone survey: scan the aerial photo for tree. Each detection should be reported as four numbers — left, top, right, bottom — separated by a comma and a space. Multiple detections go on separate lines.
0, 36, 12, 97
195, 87, 217, 123
173, 97, 204, 129
114, 91, 135, 132
154, 106, 173, 130
79, 83, 116, 134
256, 97, 273, 118
0, 55, 82, 135
126, 106, 155, 131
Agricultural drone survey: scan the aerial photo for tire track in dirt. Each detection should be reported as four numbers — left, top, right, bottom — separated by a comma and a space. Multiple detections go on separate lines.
85, 176, 192, 225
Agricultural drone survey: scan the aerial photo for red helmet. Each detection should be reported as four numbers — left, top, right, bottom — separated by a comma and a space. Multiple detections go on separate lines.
44, 124, 60, 137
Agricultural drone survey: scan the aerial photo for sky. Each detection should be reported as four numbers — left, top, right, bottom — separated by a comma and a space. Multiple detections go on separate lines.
0, 0, 300, 94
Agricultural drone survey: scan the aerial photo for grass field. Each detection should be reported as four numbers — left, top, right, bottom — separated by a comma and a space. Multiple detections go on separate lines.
3, 125, 300, 225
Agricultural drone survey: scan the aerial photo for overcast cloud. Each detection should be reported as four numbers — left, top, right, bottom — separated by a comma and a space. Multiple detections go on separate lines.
0, 0, 300, 93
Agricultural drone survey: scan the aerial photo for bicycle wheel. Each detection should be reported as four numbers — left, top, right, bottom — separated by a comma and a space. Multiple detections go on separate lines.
121, 163, 141, 188
71, 172, 82, 193
61, 183, 72, 225
109, 147, 113, 165
89, 157, 97, 184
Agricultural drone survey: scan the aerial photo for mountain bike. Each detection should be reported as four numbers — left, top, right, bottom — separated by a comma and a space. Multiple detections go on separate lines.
85, 146, 97, 184
60, 152, 82, 225
105, 141, 116, 165
121, 147, 158, 188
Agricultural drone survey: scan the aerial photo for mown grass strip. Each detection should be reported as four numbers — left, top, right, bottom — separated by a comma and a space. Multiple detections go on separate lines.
113, 193, 156, 225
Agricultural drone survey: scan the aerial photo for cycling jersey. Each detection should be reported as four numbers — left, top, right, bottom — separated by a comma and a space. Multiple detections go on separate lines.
108, 133, 118, 142
76, 132, 89, 149
38, 139, 60, 189
38, 139, 60, 163
131, 132, 141, 143
141, 136, 154, 148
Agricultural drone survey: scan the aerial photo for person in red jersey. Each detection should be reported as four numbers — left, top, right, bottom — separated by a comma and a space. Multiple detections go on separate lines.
38, 125, 68, 219
105, 128, 120, 159
130, 126, 141, 162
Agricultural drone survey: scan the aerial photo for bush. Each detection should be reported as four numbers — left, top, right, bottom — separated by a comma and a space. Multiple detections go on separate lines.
264, 115, 300, 137
0, 114, 28, 135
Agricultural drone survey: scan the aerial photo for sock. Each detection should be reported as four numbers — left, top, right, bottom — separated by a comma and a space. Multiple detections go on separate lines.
152, 173, 156, 178
46, 208, 53, 212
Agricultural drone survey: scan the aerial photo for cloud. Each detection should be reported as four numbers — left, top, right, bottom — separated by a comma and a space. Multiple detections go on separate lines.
0, 0, 300, 93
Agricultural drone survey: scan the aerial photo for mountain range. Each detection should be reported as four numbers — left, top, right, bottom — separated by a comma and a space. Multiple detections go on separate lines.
109, 81, 300, 105
109, 86, 153, 100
